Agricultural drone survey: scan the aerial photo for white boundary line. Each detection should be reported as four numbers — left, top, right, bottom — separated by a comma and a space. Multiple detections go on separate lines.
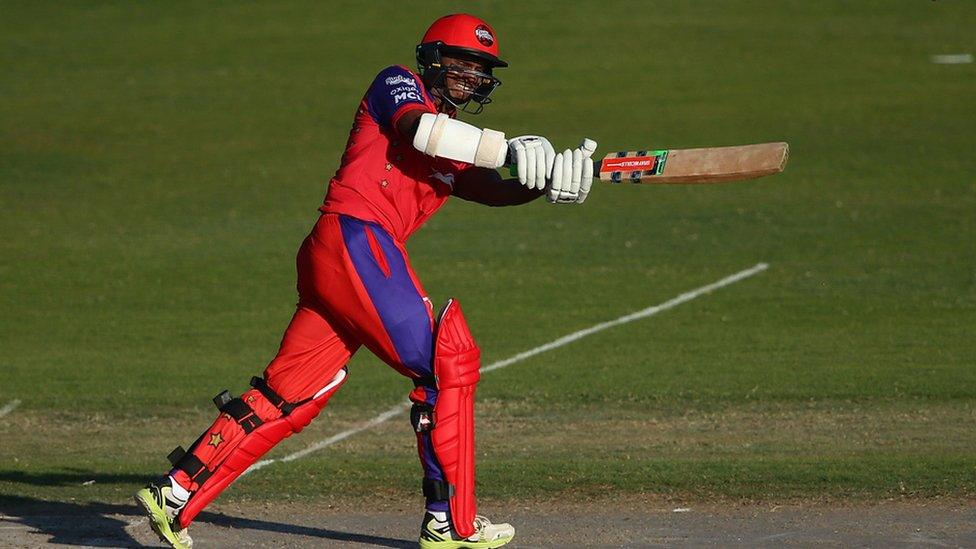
245, 262, 768, 475
0, 399, 21, 419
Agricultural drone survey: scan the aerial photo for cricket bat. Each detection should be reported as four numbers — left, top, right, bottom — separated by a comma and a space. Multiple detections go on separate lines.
595, 142, 789, 184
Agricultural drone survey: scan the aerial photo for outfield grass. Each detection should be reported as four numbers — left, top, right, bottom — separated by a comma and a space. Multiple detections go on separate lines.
1, 1, 974, 508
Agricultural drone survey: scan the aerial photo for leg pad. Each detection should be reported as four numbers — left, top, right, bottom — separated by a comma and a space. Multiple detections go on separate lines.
172, 368, 348, 528
429, 299, 480, 538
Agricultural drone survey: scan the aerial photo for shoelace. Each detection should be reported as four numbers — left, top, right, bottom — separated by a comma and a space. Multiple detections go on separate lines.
472, 515, 492, 532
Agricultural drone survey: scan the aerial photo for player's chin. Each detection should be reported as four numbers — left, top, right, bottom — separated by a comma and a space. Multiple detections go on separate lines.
449, 91, 473, 104
445, 86, 474, 102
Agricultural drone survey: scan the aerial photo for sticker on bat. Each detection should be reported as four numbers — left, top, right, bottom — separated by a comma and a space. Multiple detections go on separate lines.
602, 150, 668, 176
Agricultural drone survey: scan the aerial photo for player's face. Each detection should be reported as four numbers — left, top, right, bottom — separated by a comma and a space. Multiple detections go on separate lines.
440, 54, 489, 103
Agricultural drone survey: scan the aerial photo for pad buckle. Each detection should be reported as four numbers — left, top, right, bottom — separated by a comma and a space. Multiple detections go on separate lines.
250, 376, 298, 415
213, 390, 232, 409
167, 446, 213, 484
410, 404, 435, 433
422, 478, 454, 500
213, 390, 264, 434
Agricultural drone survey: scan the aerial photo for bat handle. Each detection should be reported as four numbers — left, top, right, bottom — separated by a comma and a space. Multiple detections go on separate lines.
505, 159, 603, 178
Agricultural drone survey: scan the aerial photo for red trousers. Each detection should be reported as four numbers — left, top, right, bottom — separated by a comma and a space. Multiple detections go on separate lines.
172, 213, 449, 512
268, 213, 436, 400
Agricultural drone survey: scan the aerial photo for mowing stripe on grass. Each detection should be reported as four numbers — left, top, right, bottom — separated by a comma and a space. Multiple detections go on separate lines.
0, 399, 21, 419
245, 262, 769, 475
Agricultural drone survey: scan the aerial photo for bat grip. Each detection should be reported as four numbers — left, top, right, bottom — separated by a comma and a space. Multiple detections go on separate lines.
505, 159, 602, 178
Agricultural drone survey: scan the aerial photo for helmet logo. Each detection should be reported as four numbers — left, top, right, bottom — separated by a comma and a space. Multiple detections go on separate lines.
474, 25, 494, 47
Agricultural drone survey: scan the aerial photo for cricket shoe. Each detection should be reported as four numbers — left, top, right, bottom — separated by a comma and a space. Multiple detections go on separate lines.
133, 476, 193, 549
419, 511, 515, 549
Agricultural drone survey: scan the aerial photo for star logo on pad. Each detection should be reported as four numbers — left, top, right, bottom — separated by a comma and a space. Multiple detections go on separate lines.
209, 432, 224, 448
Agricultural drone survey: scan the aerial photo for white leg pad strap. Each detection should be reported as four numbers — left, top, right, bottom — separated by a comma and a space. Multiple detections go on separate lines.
413, 112, 507, 169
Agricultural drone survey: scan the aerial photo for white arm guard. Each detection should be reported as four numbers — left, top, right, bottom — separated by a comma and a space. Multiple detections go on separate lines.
412, 112, 507, 168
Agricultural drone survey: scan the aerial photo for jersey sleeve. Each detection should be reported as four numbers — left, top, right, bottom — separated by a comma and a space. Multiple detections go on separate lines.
365, 65, 434, 129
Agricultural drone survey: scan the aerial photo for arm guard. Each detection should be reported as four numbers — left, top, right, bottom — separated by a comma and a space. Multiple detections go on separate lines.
413, 112, 507, 168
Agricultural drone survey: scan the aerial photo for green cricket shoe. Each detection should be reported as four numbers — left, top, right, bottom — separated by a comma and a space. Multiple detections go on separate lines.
419, 512, 515, 549
133, 477, 193, 549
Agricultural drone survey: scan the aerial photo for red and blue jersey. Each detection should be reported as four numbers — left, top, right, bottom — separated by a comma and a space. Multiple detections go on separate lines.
321, 65, 470, 242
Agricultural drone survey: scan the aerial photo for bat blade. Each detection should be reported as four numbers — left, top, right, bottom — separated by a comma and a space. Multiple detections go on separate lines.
596, 142, 789, 184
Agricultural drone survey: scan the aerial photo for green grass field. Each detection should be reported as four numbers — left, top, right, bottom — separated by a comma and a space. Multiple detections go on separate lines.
1, 0, 974, 512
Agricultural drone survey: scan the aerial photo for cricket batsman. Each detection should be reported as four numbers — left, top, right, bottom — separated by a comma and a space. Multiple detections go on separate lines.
135, 13, 596, 549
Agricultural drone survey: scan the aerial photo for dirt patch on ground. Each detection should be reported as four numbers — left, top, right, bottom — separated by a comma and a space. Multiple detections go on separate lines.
2, 497, 974, 547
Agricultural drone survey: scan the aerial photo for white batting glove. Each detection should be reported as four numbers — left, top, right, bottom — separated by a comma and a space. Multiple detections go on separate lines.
507, 135, 556, 190
548, 138, 598, 204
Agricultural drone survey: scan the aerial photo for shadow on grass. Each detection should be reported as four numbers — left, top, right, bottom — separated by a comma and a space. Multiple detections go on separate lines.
0, 494, 413, 548
200, 512, 414, 548
0, 468, 146, 487
0, 496, 138, 548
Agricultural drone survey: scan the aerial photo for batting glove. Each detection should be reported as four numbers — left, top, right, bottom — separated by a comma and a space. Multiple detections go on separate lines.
507, 135, 556, 190
548, 138, 598, 204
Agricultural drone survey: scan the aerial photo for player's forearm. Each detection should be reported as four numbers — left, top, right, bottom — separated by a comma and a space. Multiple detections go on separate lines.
453, 170, 544, 206
482, 178, 546, 206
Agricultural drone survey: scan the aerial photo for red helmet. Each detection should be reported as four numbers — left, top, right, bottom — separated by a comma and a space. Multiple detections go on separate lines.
418, 13, 507, 69
416, 14, 506, 114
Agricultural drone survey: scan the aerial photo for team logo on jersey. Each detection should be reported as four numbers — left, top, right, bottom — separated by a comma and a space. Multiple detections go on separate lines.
392, 88, 422, 104
474, 25, 494, 47
430, 171, 455, 187
389, 78, 421, 105
385, 75, 414, 86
